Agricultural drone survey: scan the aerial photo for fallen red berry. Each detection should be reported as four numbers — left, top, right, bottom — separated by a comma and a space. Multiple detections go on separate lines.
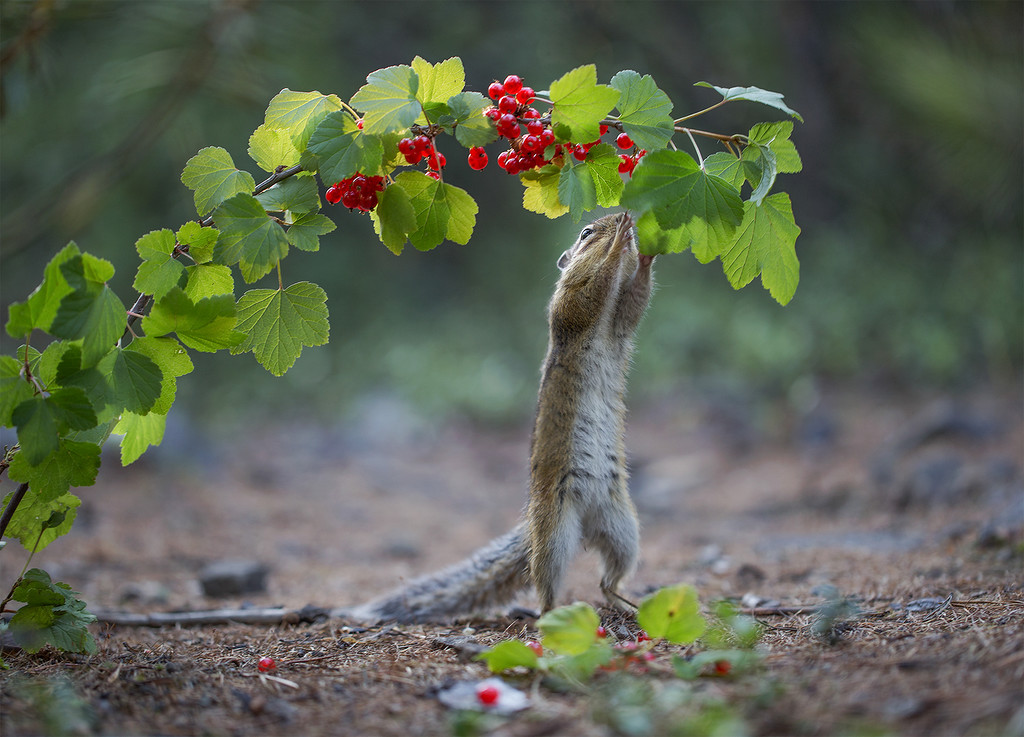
637, 631, 651, 642
526, 640, 543, 657
714, 659, 732, 676
476, 684, 500, 705
595, 626, 608, 638
257, 657, 276, 672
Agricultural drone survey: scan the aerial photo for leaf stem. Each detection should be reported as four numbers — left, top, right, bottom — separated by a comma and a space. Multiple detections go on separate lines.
0, 482, 29, 542
674, 99, 728, 123
685, 128, 704, 169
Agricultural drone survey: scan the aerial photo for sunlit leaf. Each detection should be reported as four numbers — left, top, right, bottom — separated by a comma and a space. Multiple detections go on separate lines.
212, 192, 290, 284
610, 70, 674, 150
231, 282, 329, 376
695, 82, 803, 122
550, 65, 620, 143
264, 89, 344, 150
720, 192, 801, 305
180, 146, 256, 217
350, 65, 421, 134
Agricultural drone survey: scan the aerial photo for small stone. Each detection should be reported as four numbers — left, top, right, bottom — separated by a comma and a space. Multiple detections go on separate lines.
199, 560, 268, 598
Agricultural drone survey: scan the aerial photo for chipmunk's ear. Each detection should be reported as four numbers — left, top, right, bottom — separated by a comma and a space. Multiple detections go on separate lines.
557, 249, 573, 271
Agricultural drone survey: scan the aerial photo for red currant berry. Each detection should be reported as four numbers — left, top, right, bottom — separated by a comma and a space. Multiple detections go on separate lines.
257, 657, 276, 672
616, 132, 634, 149
356, 119, 364, 130
359, 191, 379, 211
476, 684, 500, 706
573, 144, 588, 161
427, 151, 446, 170
498, 95, 518, 114
521, 134, 541, 153
488, 81, 504, 100
497, 113, 520, 138
522, 107, 541, 119
497, 150, 511, 169
526, 640, 543, 657
596, 626, 608, 638
404, 152, 422, 165
468, 147, 488, 170
600, 123, 609, 136
714, 660, 732, 676
485, 106, 501, 121
637, 631, 651, 642
539, 129, 555, 148
502, 75, 523, 95
619, 154, 634, 174
427, 170, 441, 180
324, 185, 343, 204
341, 189, 360, 209
526, 120, 545, 136
398, 137, 415, 155
413, 135, 432, 153
516, 86, 535, 105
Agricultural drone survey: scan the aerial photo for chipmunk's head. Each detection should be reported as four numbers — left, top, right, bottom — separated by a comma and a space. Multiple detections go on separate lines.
556, 212, 638, 283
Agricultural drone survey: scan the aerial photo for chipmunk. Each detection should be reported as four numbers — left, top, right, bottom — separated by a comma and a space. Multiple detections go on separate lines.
340, 212, 654, 623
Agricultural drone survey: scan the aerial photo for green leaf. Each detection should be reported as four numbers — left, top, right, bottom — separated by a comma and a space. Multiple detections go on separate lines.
11, 389, 97, 465
264, 89, 344, 150
255, 175, 320, 215
231, 282, 329, 376
587, 143, 625, 208
521, 166, 569, 219
306, 111, 385, 183
7, 569, 96, 655
695, 82, 803, 122
447, 92, 498, 148
748, 121, 802, 173
609, 70, 675, 150
350, 65, 421, 135
719, 192, 801, 305
5, 242, 79, 339
1, 355, 35, 427
2, 490, 80, 552
49, 255, 125, 368
476, 640, 539, 674
742, 141, 778, 205
636, 584, 707, 644
393, 172, 477, 250
538, 601, 602, 655
286, 211, 336, 252
133, 229, 185, 300
143, 288, 245, 352
558, 159, 597, 222
113, 410, 166, 465
107, 347, 162, 415
184, 264, 235, 302
636, 209, 692, 256
248, 123, 302, 172
411, 56, 465, 116
212, 192, 290, 284
7, 439, 101, 504
125, 336, 193, 415
176, 221, 219, 264
370, 184, 417, 254
546, 642, 614, 683
550, 65, 620, 143
704, 151, 745, 189
181, 146, 256, 217
620, 149, 744, 258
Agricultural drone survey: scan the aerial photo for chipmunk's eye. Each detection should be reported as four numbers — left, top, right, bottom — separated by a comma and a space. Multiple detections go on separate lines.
579, 227, 594, 241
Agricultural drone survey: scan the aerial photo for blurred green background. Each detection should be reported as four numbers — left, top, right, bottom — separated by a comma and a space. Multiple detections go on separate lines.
1, 0, 1021, 432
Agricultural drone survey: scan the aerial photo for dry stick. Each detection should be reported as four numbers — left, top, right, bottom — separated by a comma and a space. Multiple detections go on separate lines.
0, 483, 29, 541
93, 607, 298, 627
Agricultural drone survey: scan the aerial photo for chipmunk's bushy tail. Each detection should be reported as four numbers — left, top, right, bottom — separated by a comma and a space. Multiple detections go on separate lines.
336, 522, 532, 624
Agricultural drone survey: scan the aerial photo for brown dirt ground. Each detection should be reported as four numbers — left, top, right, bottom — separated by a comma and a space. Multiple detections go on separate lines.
1, 384, 1022, 737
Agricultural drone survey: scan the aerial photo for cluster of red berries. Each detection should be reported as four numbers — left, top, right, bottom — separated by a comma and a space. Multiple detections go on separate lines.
324, 173, 386, 211
481, 74, 560, 175
397, 134, 446, 173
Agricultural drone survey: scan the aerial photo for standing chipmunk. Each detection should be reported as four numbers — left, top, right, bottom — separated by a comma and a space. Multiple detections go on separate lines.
341, 212, 654, 623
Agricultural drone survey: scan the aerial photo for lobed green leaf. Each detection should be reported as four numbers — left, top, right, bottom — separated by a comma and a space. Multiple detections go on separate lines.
133, 229, 186, 300
695, 82, 803, 122
248, 123, 302, 173
719, 192, 801, 305
255, 175, 321, 215
180, 146, 256, 217
521, 166, 568, 219
142, 288, 245, 353
264, 89, 344, 151
748, 121, 802, 173
636, 583, 707, 644
370, 184, 418, 254
113, 411, 166, 465
1, 355, 35, 427
610, 70, 675, 150
476, 640, 539, 674
350, 64, 421, 135
392, 171, 477, 250
286, 211, 336, 253
447, 91, 498, 148
550, 65, 621, 143
537, 601, 602, 655
184, 263, 235, 303
307, 111, 385, 183
5, 243, 79, 339
231, 282, 329, 376
212, 192, 291, 284
176, 221, 219, 264
11, 389, 97, 466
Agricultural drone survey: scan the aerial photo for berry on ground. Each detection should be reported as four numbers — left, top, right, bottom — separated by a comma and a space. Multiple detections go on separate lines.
257, 657, 276, 672
476, 684, 500, 705
526, 640, 543, 657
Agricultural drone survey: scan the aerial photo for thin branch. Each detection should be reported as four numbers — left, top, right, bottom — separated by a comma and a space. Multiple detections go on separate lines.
674, 98, 728, 123
0, 483, 30, 542
91, 605, 329, 627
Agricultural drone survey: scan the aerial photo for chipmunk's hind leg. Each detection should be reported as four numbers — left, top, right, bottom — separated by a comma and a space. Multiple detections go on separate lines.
529, 505, 582, 613
585, 494, 640, 611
